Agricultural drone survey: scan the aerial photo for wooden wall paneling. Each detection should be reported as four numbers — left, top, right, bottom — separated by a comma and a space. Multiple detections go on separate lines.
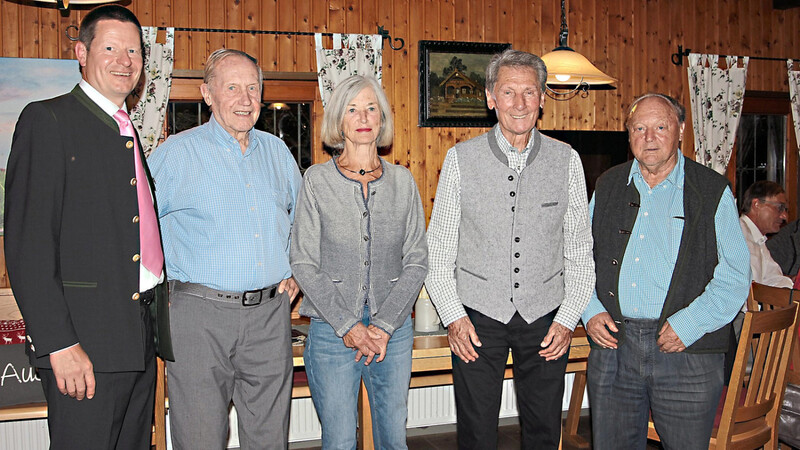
293, 0, 312, 73
571, 0, 594, 130
277, 0, 295, 71
484, 0, 497, 43
0, 1, 18, 57
132, 0, 154, 30
241, 0, 261, 66
225, 0, 243, 56
390, 0, 410, 180
58, 13, 78, 59
260, 1, 278, 72
187, 0, 206, 70
39, 8, 59, 59
606, 0, 622, 130
172, 0, 191, 71
468, 0, 483, 42
207, 0, 226, 62
20, 5, 38, 58
539, 0, 556, 131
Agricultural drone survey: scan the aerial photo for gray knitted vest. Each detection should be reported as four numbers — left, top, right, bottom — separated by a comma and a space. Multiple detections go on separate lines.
454, 128, 573, 324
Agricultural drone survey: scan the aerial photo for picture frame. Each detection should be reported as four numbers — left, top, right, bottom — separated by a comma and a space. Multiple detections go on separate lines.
418, 40, 511, 127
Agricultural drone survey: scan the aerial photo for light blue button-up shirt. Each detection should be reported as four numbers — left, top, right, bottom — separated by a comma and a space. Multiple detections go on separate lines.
582, 155, 750, 346
147, 114, 302, 292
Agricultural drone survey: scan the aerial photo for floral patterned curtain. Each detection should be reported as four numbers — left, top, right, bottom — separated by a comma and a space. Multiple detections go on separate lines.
788, 60, 800, 153
687, 53, 749, 174
130, 27, 175, 157
315, 33, 382, 108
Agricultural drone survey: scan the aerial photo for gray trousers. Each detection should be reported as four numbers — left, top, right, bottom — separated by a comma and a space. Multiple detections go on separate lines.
166, 286, 292, 450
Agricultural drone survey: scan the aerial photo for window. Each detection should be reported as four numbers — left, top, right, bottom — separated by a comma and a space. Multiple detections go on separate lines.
735, 113, 786, 201
167, 101, 312, 172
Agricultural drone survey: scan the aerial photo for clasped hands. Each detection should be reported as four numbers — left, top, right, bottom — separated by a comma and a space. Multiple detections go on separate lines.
342, 322, 390, 365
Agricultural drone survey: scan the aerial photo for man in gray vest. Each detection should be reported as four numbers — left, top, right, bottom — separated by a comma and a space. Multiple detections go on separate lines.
583, 93, 751, 449
426, 49, 595, 449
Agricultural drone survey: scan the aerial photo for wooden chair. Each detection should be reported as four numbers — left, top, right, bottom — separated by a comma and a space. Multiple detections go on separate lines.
648, 283, 800, 449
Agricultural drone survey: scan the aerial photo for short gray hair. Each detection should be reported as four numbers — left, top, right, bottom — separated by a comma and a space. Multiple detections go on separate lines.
626, 93, 686, 128
204, 48, 264, 88
320, 75, 394, 152
485, 49, 547, 94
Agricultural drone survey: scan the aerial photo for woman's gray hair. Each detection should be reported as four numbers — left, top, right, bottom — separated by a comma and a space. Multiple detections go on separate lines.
626, 93, 686, 128
485, 49, 548, 94
321, 75, 394, 151
204, 48, 264, 88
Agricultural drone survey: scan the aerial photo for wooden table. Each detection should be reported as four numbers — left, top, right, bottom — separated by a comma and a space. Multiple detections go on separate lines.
0, 328, 590, 450
292, 327, 591, 450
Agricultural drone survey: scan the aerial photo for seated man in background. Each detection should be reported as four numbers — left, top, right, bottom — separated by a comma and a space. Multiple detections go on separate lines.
739, 180, 793, 289
766, 218, 800, 283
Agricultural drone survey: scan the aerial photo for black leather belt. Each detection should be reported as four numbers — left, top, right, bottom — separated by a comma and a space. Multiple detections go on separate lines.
171, 281, 280, 306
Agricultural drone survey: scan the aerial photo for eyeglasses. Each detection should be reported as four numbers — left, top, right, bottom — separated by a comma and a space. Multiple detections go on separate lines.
761, 199, 789, 213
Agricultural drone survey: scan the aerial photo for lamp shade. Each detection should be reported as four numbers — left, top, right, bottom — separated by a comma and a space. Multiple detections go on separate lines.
540, 47, 616, 85
35, 0, 117, 7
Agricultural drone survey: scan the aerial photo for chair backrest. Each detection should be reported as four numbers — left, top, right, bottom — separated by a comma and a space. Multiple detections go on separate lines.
748, 282, 800, 386
714, 301, 799, 449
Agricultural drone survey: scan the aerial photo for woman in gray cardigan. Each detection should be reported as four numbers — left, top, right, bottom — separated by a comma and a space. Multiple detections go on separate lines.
290, 75, 428, 449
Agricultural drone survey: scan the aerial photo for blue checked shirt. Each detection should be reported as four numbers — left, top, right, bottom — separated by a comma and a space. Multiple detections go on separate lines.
581, 155, 750, 346
147, 114, 302, 292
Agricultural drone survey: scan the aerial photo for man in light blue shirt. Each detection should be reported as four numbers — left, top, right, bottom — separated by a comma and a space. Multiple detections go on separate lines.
583, 93, 750, 450
148, 49, 301, 449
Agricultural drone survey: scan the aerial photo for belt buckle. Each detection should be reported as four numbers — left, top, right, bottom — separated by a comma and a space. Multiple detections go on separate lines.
242, 289, 263, 306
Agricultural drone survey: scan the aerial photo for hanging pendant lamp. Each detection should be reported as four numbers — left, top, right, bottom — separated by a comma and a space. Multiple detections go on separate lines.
540, 0, 616, 100
35, 0, 117, 11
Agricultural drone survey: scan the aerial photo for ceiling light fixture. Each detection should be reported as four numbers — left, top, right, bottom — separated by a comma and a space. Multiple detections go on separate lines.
540, 0, 616, 100
35, 0, 117, 11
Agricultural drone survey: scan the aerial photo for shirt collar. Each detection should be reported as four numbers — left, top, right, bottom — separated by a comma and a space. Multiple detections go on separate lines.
78, 79, 126, 117
207, 114, 256, 154
741, 214, 768, 245
493, 125, 535, 156
627, 151, 685, 189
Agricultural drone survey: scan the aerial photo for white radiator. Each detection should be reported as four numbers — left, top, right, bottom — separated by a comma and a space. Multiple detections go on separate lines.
0, 374, 588, 449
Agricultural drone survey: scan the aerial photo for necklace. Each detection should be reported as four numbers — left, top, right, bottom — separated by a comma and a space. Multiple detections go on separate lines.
340, 164, 380, 176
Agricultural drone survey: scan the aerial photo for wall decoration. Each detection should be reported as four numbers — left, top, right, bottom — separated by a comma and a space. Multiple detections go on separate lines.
0, 57, 81, 234
418, 40, 510, 127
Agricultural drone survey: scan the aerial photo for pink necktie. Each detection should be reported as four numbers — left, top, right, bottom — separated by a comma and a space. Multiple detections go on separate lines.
113, 109, 164, 277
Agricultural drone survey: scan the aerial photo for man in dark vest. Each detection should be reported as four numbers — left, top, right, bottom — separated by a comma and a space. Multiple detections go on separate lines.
426, 49, 595, 449
5, 5, 172, 448
583, 93, 751, 450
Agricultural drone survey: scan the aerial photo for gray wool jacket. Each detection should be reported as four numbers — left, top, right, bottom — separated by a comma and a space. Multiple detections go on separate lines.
290, 157, 428, 337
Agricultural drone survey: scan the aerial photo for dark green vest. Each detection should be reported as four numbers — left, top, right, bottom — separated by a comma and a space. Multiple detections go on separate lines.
592, 156, 731, 353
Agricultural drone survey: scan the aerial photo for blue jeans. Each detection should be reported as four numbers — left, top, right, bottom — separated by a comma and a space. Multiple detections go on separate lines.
305, 307, 413, 450
587, 317, 724, 450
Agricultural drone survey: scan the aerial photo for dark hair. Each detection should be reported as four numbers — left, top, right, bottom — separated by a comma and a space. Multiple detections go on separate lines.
626, 93, 686, 128
78, 5, 143, 53
740, 180, 785, 214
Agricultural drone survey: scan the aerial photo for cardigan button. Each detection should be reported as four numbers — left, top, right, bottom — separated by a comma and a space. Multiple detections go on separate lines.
514, 252, 520, 258
509, 191, 516, 197
508, 175, 514, 181
514, 282, 519, 288
514, 268, 520, 273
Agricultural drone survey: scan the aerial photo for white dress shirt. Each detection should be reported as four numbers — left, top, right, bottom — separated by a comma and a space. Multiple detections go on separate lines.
740, 215, 793, 288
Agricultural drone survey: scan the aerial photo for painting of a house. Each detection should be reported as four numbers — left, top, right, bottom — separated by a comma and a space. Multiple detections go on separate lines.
419, 41, 510, 127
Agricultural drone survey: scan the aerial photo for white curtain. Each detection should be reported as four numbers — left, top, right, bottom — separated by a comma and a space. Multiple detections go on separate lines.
130, 27, 175, 157
687, 53, 749, 174
315, 33, 382, 108
788, 60, 800, 153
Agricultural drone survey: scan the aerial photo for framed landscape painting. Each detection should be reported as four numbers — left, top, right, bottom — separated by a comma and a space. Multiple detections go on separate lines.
418, 40, 510, 127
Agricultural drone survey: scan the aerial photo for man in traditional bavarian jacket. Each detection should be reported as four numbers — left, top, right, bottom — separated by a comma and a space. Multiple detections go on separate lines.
582, 93, 751, 450
426, 49, 595, 449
